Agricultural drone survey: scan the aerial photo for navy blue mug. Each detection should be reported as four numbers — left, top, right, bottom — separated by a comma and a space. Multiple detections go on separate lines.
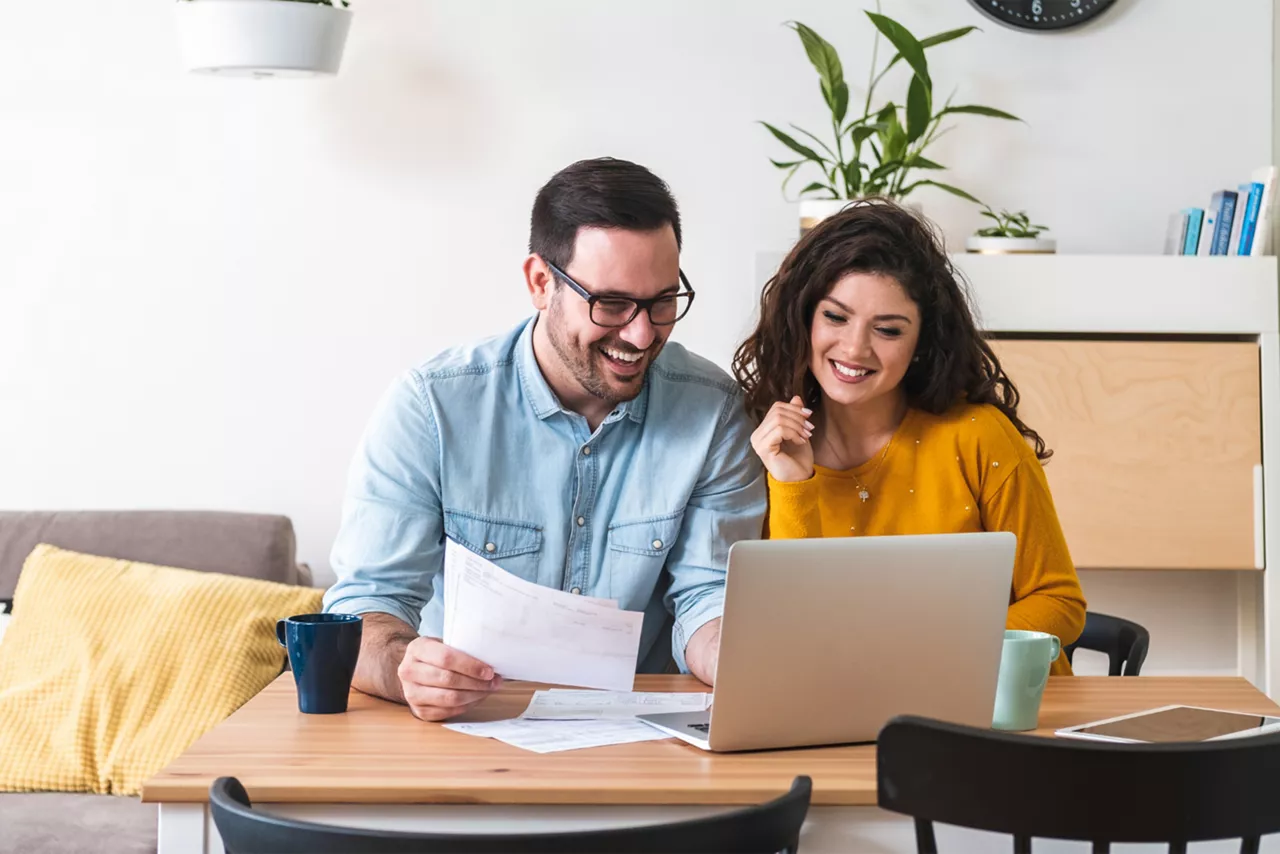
276, 613, 363, 714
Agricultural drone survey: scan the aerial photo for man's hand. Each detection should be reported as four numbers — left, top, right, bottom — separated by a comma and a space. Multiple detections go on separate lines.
348, 612, 502, 721
397, 636, 503, 721
684, 618, 722, 687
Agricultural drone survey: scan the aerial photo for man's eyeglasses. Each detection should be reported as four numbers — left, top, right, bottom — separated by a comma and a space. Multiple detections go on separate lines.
545, 260, 696, 328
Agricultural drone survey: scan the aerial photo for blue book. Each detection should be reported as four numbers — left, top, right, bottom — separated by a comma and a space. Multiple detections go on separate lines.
1181, 208, 1204, 255
1237, 182, 1264, 255
1210, 190, 1239, 255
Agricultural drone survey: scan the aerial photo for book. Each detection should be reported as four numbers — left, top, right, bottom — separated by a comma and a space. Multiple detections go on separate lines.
1198, 205, 1217, 255
1164, 210, 1189, 255
1248, 166, 1277, 256
1236, 182, 1264, 255
1227, 189, 1249, 255
1208, 190, 1239, 255
1181, 208, 1204, 255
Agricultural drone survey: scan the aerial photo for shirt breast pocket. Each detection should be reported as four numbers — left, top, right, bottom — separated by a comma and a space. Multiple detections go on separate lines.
606, 512, 684, 597
443, 510, 543, 581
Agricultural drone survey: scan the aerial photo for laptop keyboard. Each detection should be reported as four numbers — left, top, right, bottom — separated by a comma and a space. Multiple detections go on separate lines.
689, 722, 710, 733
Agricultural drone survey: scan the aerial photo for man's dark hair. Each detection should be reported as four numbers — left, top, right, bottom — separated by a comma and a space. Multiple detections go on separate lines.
529, 157, 682, 269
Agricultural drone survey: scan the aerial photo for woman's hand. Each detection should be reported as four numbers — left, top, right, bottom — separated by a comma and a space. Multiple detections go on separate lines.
750, 396, 816, 483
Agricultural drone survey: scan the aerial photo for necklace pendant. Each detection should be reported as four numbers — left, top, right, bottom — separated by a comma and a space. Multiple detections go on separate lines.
858, 489, 870, 502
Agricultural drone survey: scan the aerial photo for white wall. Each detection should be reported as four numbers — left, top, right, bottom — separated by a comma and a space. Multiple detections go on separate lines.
0, 0, 1272, 675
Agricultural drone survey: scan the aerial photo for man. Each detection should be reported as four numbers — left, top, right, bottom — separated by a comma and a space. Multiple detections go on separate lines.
324, 157, 766, 721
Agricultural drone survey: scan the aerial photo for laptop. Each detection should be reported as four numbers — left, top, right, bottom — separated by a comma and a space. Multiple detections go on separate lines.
638, 532, 1015, 752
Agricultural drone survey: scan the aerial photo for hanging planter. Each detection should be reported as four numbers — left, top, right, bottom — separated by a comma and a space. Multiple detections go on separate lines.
176, 0, 353, 78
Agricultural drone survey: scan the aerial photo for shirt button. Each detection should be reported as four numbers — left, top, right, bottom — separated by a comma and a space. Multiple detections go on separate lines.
582, 446, 591, 456
484, 542, 496, 553
652, 539, 663, 550
570, 587, 582, 595
576, 516, 586, 527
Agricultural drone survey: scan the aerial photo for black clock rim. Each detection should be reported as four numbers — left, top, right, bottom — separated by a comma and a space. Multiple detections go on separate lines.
966, 0, 1117, 31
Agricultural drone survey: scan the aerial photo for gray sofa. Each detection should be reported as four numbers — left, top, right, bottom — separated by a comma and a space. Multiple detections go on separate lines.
0, 510, 313, 854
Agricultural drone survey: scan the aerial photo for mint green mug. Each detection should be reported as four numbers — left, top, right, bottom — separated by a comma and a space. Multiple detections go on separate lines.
991, 630, 1060, 732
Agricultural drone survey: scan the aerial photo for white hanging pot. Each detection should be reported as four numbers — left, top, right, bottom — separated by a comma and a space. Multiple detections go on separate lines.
176, 0, 352, 78
964, 235, 1057, 255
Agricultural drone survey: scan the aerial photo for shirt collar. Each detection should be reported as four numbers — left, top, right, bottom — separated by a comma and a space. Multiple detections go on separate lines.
516, 317, 562, 421
516, 316, 650, 425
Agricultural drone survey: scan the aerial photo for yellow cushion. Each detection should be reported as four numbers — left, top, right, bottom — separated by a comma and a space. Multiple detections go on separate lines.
0, 544, 323, 795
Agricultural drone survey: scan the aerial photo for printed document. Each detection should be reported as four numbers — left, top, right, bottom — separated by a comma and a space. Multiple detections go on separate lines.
442, 539, 643, 691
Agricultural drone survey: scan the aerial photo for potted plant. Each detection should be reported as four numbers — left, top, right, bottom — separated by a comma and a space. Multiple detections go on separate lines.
175, 0, 352, 77
966, 207, 1056, 254
761, 8, 1021, 234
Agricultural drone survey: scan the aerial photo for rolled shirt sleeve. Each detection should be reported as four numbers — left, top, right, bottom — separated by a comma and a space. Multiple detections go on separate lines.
664, 391, 767, 672
323, 370, 443, 632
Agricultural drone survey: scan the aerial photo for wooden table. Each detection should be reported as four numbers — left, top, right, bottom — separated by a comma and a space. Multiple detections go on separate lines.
143, 674, 1280, 854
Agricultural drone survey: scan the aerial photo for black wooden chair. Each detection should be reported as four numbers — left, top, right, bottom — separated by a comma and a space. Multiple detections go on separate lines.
877, 715, 1280, 853
1064, 611, 1150, 676
210, 775, 812, 854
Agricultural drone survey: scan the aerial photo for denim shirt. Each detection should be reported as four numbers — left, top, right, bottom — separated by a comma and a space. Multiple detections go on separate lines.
324, 317, 766, 673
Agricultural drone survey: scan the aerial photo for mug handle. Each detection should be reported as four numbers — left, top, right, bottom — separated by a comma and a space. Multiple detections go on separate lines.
276, 619, 288, 649
1048, 635, 1061, 663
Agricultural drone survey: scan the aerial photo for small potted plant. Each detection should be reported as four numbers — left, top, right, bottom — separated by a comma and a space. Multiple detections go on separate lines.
966, 207, 1056, 254
175, 0, 352, 78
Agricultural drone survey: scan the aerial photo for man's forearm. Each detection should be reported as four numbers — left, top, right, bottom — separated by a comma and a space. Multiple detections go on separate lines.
684, 618, 722, 687
349, 611, 419, 704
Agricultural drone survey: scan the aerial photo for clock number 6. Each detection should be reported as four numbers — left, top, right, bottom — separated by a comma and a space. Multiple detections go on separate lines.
1032, 0, 1043, 14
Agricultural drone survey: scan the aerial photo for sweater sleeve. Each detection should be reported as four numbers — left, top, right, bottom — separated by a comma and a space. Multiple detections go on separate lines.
765, 474, 824, 539
981, 458, 1087, 661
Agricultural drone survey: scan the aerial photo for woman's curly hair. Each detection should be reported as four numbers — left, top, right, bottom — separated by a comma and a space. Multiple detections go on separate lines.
732, 198, 1050, 461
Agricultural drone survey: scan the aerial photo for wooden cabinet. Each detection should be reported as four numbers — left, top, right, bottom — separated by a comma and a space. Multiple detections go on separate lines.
990, 339, 1262, 570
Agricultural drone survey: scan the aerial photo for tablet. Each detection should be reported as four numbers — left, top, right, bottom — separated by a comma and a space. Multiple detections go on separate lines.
1056, 705, 1280, 744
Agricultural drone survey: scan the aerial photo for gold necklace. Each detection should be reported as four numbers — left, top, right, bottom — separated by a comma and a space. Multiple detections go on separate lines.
850, 439, 892, 502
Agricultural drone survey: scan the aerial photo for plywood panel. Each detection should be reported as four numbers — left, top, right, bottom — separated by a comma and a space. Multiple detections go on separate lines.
992, 340, 1261, 570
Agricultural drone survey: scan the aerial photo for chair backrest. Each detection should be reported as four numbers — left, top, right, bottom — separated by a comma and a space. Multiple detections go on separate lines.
877, 715, 1280, 853
210, 775, 812, 854
1063, 611, 1150, 676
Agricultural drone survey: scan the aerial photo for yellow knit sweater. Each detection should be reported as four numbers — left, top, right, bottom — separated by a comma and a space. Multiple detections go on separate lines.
766, 402, 1086, 675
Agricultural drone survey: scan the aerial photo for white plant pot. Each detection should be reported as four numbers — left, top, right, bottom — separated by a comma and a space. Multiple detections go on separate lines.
798, 198, 927, 237
798, 199, 852, 236
964, 235, 1057, 255
176, 0, 352, 78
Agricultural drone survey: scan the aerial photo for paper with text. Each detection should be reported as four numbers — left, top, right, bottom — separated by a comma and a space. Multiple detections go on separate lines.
442, 539, 643, 691
444, 718, 670, 753
520, 690, 712, 720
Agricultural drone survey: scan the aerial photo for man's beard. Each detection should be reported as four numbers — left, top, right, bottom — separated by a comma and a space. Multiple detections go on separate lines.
546, 295, 656, 405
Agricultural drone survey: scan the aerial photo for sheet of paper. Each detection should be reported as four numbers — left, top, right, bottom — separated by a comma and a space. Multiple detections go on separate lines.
520, 690, 713, 720
442, 539, 643, 691
444, 718, 670, 753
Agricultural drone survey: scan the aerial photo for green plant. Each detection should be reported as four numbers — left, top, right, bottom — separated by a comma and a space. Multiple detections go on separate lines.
762, 8, 1020, 205
180, 0, 349, 5
975, 207, 1049, 238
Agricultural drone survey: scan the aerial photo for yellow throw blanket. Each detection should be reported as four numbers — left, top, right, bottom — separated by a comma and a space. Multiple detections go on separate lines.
0, 544, 322, 795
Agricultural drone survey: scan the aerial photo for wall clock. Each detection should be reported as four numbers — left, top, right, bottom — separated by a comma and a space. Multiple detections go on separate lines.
967, 0, 1117, 32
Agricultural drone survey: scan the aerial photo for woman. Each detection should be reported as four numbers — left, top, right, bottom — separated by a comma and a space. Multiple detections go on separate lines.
732, 199, 1085, 672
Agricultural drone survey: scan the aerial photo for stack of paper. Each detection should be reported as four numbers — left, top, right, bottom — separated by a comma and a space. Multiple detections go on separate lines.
520, 690, 713, 720
442, 539, 643, 691
444, 718, 669, 753
444, 690, 714, 753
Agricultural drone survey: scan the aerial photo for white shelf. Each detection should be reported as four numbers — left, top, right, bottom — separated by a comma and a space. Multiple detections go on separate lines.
754, 253, 1279, 335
